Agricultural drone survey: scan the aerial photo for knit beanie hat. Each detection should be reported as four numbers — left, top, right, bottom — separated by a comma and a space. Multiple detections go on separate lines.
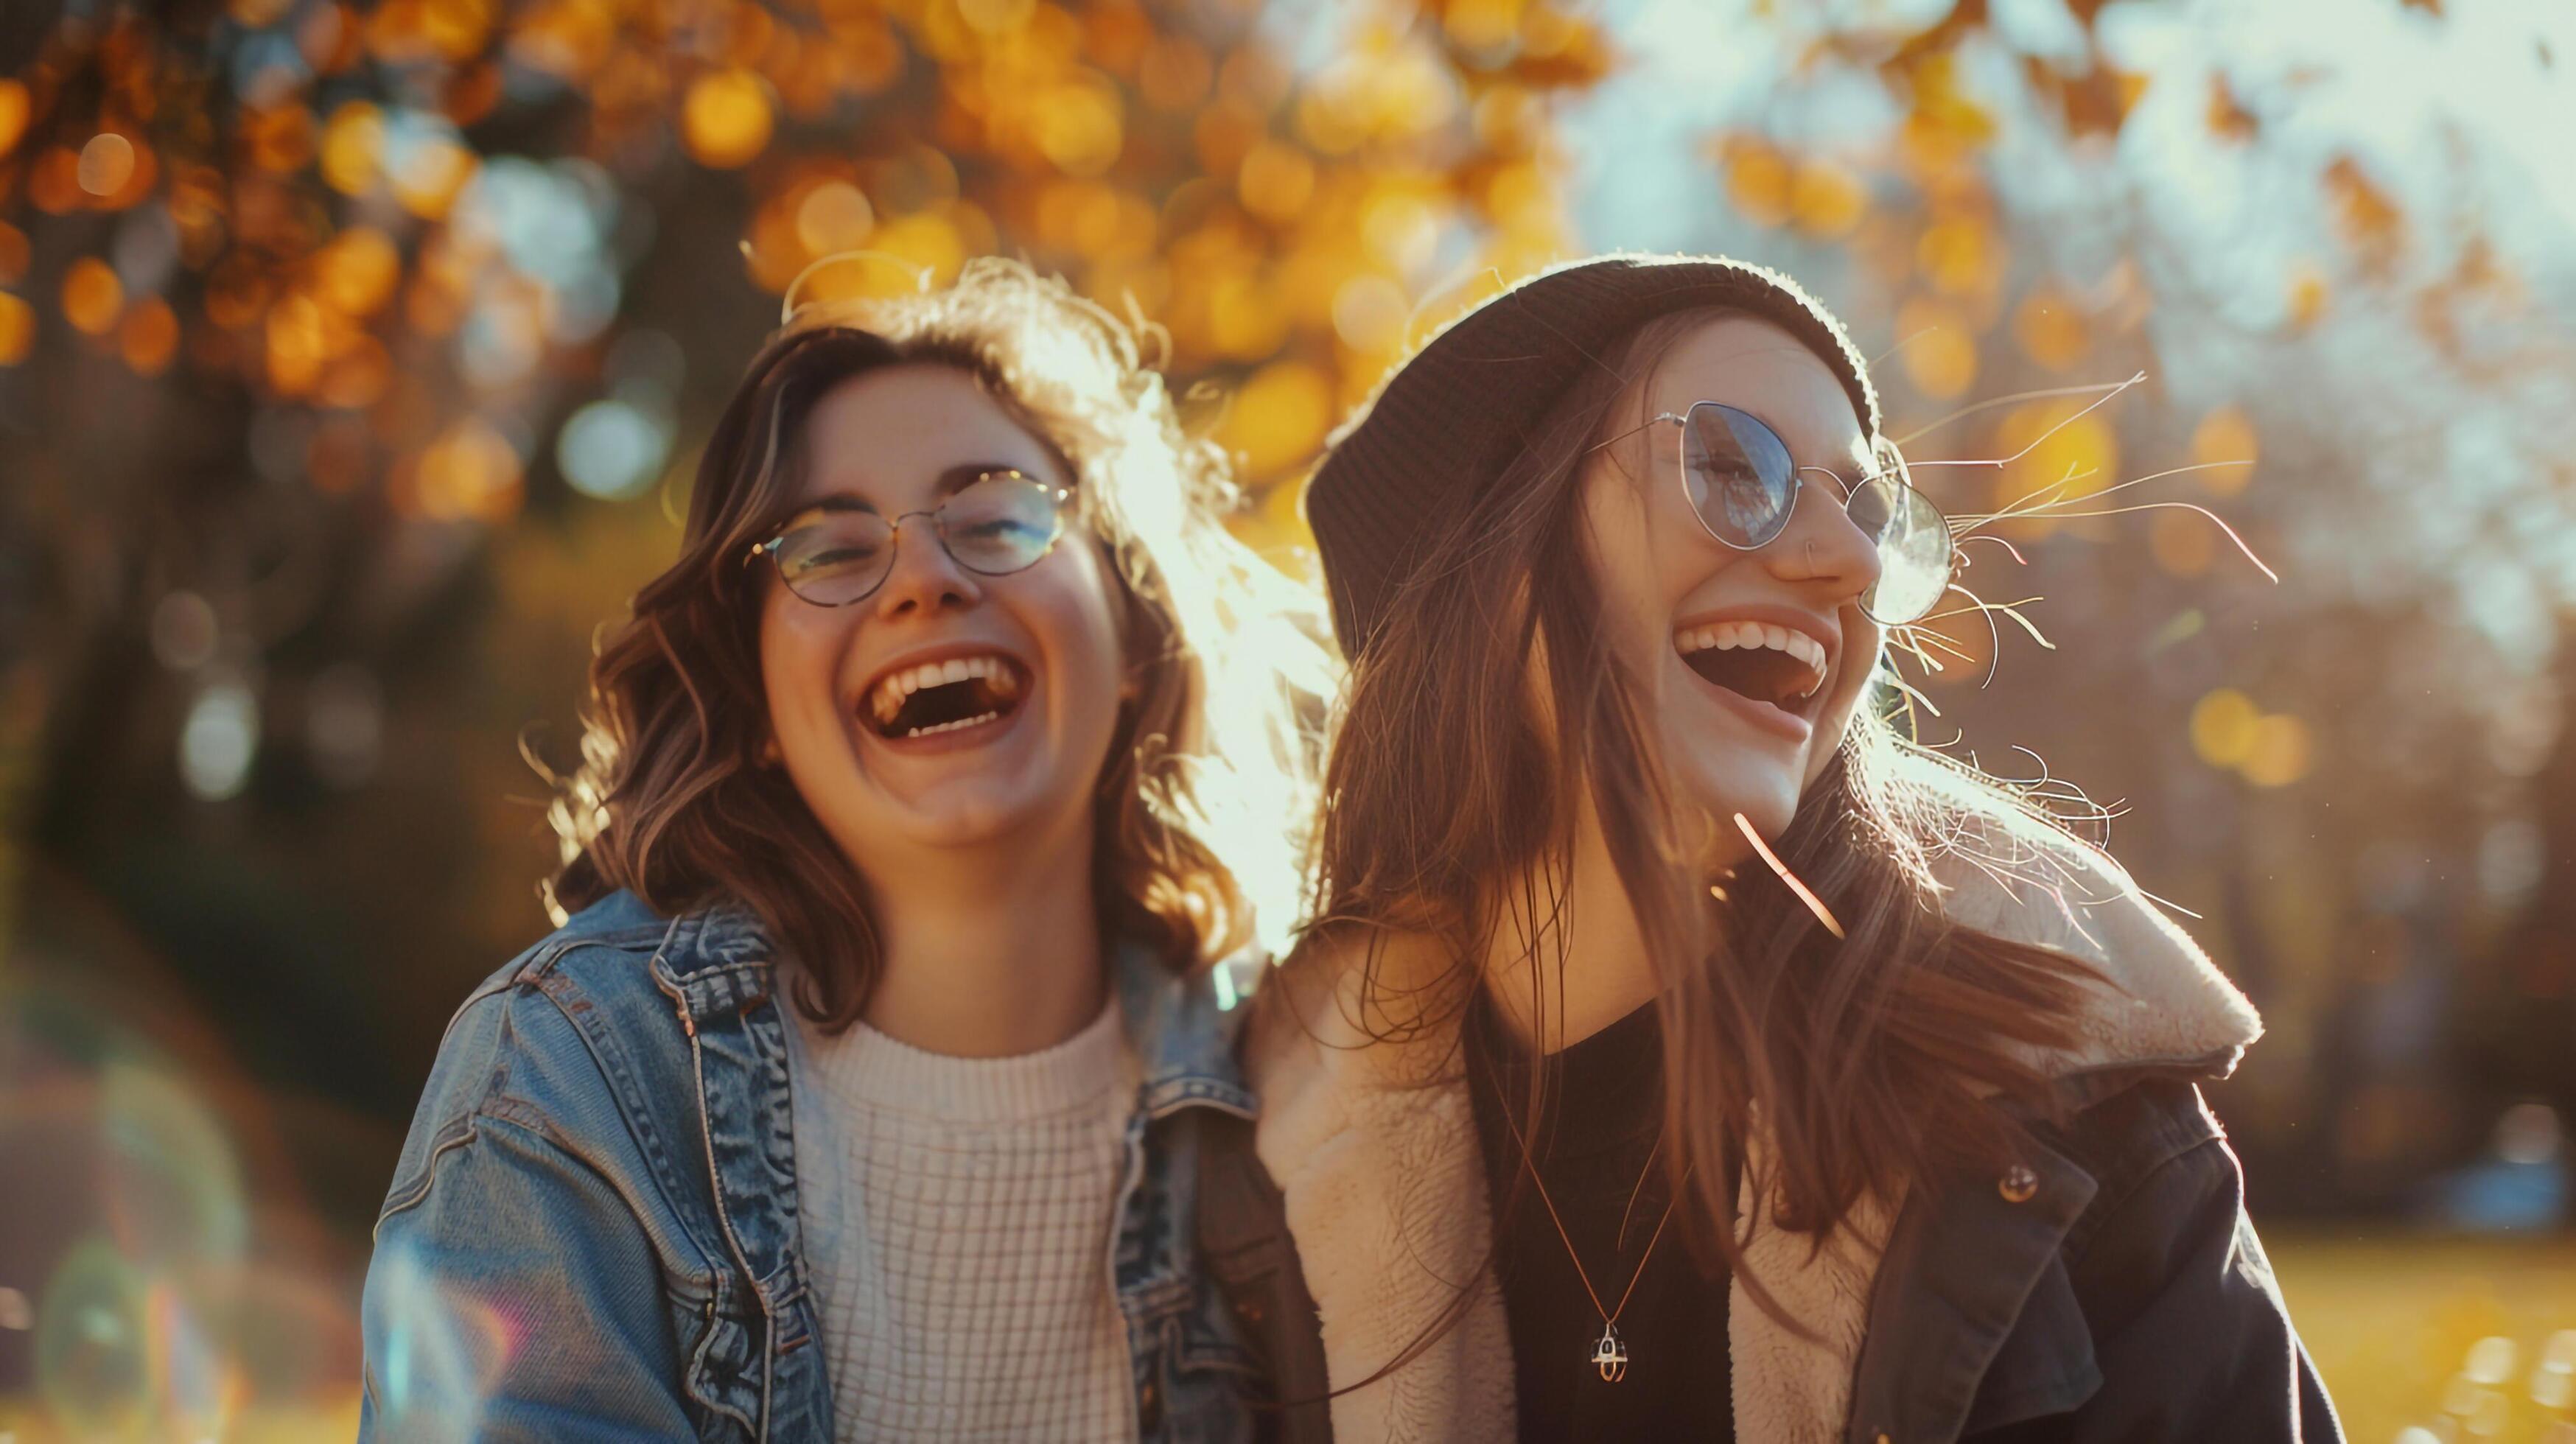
1304, 253, 1880, 656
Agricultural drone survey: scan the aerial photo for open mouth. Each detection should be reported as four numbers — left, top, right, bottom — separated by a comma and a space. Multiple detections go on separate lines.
1675, 620, 1828, 715
864, 653, 1029, 740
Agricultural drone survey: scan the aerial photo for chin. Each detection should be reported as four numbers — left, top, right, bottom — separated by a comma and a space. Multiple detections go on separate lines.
1681, 763, 1800, 857
882, 776, 1068, 849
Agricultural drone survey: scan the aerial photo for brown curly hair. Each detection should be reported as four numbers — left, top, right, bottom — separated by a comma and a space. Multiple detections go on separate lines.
545, 259, 1329, 1027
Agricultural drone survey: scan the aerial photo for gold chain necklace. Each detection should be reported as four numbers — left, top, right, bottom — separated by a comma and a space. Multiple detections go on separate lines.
1499, 1103, 1692, 1384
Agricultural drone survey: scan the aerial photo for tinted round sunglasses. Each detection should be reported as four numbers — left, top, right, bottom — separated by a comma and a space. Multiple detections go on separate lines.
745, 468, 1071, 607
1592, 402, 1956, 625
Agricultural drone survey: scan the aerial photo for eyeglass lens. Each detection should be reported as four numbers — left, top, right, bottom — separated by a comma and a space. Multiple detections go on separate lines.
770, 472, 1063, 606
1679, 402, 1953, 625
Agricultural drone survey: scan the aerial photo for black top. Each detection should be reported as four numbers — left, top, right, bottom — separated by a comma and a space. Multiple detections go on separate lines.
1464, 997, 1735, 1442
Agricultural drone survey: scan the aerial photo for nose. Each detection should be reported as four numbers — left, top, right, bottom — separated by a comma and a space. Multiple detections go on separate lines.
1767, 469, 1883, 605
871, 514, 983, 621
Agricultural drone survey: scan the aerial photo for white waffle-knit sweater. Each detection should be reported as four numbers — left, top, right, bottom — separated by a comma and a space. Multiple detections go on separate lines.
785, 995, 1141, 1442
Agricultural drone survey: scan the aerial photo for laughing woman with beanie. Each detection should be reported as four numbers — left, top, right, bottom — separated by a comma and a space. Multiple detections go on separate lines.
1237, 255, 2339, 1442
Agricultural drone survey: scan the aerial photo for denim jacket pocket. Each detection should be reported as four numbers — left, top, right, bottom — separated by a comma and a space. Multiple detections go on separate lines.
676, 1293, 764, 1440
1142, 1309, 1263, 1444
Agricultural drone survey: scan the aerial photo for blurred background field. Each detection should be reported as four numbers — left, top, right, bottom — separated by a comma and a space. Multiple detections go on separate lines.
2270, 1234, 2576, 1442
2, 0, 2572, 1435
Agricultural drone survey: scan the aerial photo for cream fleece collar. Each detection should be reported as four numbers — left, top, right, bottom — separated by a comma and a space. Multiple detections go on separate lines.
1246, 818, 2261, 1443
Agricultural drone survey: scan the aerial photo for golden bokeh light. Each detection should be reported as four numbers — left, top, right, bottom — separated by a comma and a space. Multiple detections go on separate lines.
683, 70, 776, 169
246, 105, 318, 173
413, 416, 525, 522
1360, 186, 1438, 271
2191, 405, 2259, 497
1444, 0, 1525, 52
316, 227, 402, 317
119, 295, 181, 376
267, 292, 332, 394
867, 211, 968, 289
1031, 77, 1125, 178
1790, 158, 1867, 239
0, 79, 29, 159
2243, 714, 2314, 788
1895, 295, 1977, 401
1474, 85, 1541, 158
0, 291, 34, 365
0, 222, 28, 287
77, 133, 137, 197
1992, 397, 2117, 533
1205, 272, 1289, 360
1138, 36, 1212, 114
2191, 687, 2261, 768
391, 135, 475, 218
421, 0, 498, 60
1238, 141, 1316, 225
2012, 284, 2090, 370
1032, 180, 1120, 259
1918, 211, 2002, 297
795, 180, 877, 256
1218, 359, 1334, 482
1722, 136, 1791, 226
957, 0, 1037, 36
62, 257, 125, 336
30, 146, 88, 214
321, 102, 386, 195
319, 334, 393, 410
2286, 259, 2330, 329
1331, 273, 1408, 353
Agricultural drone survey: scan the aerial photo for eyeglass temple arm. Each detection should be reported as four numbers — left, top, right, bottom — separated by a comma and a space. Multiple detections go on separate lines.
1586, 411, 1688, 456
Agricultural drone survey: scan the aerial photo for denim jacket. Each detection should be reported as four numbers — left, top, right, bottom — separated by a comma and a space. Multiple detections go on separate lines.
360, 889, 1267, 1441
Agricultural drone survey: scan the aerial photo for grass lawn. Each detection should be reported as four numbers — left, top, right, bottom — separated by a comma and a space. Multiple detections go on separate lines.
2269, 1230, 2576, 1443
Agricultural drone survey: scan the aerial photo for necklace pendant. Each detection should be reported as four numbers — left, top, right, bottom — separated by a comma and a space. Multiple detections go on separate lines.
1591, 1322, 1629, 1383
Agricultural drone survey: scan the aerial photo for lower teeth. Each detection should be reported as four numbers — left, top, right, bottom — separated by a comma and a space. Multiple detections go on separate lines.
904, 711, 1001, 738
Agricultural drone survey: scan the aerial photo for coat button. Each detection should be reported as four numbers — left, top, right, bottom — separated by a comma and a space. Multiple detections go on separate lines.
1998, 1165, 2039, 1203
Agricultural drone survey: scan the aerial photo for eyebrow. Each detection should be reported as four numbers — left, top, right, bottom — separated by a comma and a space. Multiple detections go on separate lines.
785, 462, 1038, 520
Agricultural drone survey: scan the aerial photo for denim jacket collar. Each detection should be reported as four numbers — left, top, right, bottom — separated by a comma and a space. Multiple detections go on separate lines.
639, 894, 1256, 1112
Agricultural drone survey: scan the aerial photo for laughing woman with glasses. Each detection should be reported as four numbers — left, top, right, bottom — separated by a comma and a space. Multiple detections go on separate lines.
358, 259, 1328, 1441
1237, 255, 2341, 1441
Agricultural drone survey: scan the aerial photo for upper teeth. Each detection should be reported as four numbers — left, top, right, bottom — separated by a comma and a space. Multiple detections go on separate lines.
869, 653, 1021, 723
1675, 621, 1829, 697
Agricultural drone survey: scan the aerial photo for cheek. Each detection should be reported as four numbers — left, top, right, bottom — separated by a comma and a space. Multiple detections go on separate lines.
1583, 473, 1718, 658
757, 592, 849, 726
1026, 543, 1132, 696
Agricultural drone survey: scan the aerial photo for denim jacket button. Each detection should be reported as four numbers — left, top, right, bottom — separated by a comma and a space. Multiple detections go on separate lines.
1138, 1380, 1163, 1433
1998, 1164, 2039, 1203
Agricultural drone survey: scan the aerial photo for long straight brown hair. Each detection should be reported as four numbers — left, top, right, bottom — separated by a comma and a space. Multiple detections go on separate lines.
545, 259, 1328, 1026
1303, 306, 2099, 1328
